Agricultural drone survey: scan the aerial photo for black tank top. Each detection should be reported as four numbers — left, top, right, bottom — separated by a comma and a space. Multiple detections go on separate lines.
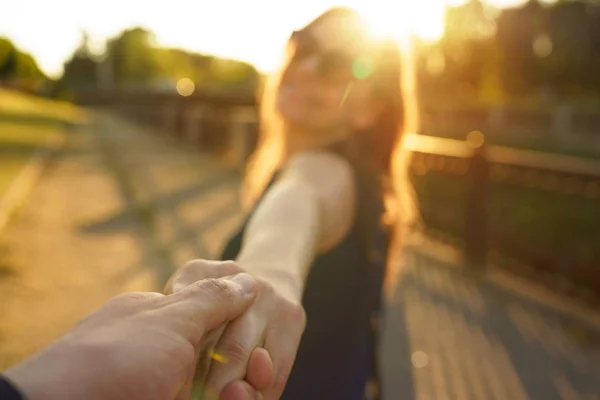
220, 148, 390, 400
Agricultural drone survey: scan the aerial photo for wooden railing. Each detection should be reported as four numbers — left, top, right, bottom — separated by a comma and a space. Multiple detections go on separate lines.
406, 132, 600, 302
81, 91, 600, 303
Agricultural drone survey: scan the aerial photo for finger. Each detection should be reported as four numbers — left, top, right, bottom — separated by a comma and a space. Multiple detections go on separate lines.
174, 379, 193, 400
195, 325, 227, 384
165, 260, 243, 294
175, 325, 226, 400
167, 274, 257, 340
206, 311, 265, 394
261, 321, 304, 398
220, 381, 263, 400
246, 348, 273, 391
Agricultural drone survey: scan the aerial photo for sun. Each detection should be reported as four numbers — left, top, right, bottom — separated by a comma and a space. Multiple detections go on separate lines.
355, 0, 447, 43
248, 1, 451, 74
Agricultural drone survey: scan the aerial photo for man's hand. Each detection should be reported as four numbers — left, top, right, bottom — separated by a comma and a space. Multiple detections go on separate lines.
166, 260, 306, 400
5, 274, 258, 400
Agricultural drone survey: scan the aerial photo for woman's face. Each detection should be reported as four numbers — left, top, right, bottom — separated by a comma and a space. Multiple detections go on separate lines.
276, 13, 378, 135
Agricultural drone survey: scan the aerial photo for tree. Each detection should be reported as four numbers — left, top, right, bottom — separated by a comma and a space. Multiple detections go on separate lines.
106, 27, 161, 86
0, 37, 46, 91
75, 31, 92, 58
418, 0, 503, 105
0, 40, 18, 81
496, 0, 600, 100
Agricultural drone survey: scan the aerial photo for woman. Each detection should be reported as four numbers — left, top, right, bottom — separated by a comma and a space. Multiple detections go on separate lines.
220, 7, 416, 400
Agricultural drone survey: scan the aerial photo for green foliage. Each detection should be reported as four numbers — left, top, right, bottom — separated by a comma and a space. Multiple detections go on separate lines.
419, 0, 600, 105
57, 27, 259, 94
0, 39, 18, 78
209, 58, 258, 89
0, 37, 47, 91
105, 27, 161, 85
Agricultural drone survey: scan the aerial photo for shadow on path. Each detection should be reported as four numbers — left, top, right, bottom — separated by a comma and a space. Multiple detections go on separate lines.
384, 246, 600, 399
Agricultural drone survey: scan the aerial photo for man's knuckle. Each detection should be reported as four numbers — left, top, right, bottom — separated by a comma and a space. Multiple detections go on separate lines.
218, 339, 249, 364
221, 260, 244, 274
180, 259, 244, 280
168, 260, 208, 294
181, 259, 204, 275
168, 261, 203, 291
194, 279, 237, 300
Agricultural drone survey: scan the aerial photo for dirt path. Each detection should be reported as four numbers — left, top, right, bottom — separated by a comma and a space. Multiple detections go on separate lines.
0, 119, 168, 368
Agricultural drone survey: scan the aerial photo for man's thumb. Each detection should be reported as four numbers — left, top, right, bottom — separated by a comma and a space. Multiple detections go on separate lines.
172, 273, 257, 337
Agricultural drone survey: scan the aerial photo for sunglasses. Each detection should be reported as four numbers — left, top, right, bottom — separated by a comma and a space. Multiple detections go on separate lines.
288, 29, 375, 82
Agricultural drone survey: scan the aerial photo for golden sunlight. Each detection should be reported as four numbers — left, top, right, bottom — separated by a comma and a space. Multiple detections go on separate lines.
357, 1, 447, 43
355, 0, 528, 44
1, 0, 530, 77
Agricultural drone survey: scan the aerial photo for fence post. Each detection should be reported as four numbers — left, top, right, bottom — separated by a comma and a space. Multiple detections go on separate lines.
184, 104, 206, 145
229, 107, 257, 171
464, 131, 489, 269
162, 103, 178, 135
487, 106, 504, 132
134, 105, 145, 124
144, 107, 154, 126
554, 105, 571, 140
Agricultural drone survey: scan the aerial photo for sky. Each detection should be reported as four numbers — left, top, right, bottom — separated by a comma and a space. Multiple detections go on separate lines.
0, 0, 527, 78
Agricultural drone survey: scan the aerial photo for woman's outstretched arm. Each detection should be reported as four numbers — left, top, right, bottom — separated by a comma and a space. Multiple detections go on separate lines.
237, 150, 356, 303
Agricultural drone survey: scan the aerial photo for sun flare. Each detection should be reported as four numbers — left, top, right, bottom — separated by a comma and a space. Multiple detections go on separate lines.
356, 1, 447, 44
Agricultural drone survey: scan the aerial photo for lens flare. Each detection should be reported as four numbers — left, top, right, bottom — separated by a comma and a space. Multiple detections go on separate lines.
176, 78, 195, 97
340, 82, 354, 107
352, 56, 374, 80
209, 349, 229, 363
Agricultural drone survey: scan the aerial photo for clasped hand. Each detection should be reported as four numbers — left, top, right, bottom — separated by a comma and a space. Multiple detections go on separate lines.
165, 260, 306, 400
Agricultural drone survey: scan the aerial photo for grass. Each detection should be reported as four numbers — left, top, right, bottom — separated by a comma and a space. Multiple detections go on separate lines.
0, 89, 87, 196
0, 88, 86, 125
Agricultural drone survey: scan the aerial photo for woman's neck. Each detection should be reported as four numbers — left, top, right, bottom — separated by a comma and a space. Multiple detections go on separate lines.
283, 123, 351, 157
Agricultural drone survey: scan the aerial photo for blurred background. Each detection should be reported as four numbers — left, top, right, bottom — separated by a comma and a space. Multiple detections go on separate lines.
1, 0, 600, 398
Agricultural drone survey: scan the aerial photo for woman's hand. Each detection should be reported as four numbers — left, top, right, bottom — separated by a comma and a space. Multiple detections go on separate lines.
4, 274, 259, 400
166, 260, 306, 400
